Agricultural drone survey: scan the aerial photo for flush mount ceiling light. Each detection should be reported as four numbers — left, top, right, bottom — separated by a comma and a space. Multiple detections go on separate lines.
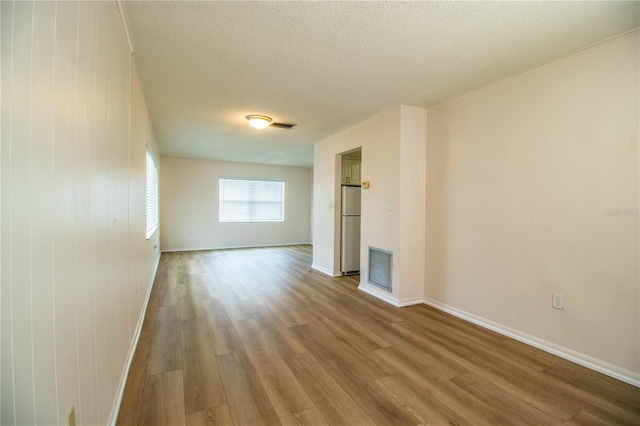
245, 115, 273, 130
245, 114, 297, 130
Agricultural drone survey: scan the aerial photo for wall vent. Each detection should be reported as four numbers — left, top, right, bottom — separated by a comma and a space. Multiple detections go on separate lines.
368, 247, 392, 292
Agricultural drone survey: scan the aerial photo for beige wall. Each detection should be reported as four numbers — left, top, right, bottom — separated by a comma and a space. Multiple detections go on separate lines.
160, 157, 312, 251
313, 107, 400, 279
312, 105, 426, 303
1, 1, 160, 425
425, 31, 639, 380
398, 105, 427, 302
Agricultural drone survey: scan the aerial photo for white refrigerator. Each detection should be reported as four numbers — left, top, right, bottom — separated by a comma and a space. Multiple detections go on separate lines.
341, 186, 361, 274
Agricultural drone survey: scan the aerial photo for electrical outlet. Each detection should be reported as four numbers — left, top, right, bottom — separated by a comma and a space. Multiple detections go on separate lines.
552, 293, 563, 310
66, 406, 75, 426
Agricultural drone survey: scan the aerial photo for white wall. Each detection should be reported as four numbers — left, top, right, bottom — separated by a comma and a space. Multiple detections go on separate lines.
1, 1, 160, 425
398, 105, 427, 303
160, 157, 312, 251
425, 31, 639, 381
312, 105, 426, 303
313, 107, 399, 278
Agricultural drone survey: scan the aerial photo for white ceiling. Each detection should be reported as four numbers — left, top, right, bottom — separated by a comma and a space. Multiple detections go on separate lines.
124, 1, 639, 167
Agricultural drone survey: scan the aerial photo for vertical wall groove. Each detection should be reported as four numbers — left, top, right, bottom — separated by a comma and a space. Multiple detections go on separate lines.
28, 1, 37, 422
0, 1, 160, 424
50, 2, 60, 423
2, 1, 17, 422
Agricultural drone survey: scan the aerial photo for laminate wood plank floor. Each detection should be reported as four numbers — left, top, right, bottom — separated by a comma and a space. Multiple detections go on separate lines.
117, 245, 640, 426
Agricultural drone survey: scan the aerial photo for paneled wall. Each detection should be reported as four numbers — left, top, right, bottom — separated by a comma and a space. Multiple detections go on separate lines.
425, 31, 639, 380
1, 1, 160, 425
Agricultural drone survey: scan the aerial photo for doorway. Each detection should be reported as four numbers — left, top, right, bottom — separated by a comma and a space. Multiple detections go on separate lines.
339, 148, 362, 275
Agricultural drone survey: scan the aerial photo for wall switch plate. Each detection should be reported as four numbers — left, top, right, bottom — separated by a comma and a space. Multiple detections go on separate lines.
66, 406, 75, 426
552, 293, 563, 310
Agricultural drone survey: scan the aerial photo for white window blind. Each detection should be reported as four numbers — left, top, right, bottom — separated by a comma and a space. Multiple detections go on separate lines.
219, 178, 284, 222
146, 149, 159, 239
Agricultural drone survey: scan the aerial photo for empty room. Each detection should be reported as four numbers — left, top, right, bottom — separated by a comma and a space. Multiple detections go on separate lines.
1, 1, 639, 425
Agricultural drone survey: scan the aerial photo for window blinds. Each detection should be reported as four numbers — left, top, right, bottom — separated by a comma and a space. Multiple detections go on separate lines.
145, 149, 159, 238
219, 178, 284, 222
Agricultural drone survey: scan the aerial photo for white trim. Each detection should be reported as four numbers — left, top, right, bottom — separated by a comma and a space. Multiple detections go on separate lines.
108, 254, 161, 425
354, 285, 640, 387
421, 297, 640, 388
397, 297, 424, 307
116, 0, 135, 53
357, 282, 424, 307
358, 283, 400, 306
311, 263, 341, 277
161, 242, 312, 253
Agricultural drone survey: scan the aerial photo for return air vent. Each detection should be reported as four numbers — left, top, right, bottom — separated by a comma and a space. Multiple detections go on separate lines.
368, 247, 392, 292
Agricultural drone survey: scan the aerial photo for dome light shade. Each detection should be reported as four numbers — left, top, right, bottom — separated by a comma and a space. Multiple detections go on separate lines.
246, 115, 273, 130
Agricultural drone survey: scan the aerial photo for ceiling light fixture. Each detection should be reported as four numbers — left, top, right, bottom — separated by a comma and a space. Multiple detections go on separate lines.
246, 115, 273, 130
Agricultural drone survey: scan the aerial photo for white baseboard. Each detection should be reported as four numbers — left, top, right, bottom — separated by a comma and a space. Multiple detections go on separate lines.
421, 297, 640, 388
311, 263, 341, 277
397, 297, 425, 307
358, 283, 399, 305
355, 285, 640, 388
161, 242, 312, 253
108, 254, 161, 425
357, 283, 423, 307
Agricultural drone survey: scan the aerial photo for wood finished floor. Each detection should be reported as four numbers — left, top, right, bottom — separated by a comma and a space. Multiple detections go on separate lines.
117, 245, 639, 426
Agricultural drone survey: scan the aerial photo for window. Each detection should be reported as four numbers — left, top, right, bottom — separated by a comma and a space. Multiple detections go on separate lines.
145, 148, 159, 239
219, 178, 284, 222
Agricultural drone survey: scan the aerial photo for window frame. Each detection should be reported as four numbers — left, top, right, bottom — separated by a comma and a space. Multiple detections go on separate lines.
145, 148, 159, 239
218, 177, 285, 223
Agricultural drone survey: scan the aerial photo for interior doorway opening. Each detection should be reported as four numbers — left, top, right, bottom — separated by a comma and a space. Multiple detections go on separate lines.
339, 148, 362, 275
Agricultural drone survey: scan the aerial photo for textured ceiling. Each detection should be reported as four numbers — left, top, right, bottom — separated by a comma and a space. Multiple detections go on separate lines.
124, 1, 639, 167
